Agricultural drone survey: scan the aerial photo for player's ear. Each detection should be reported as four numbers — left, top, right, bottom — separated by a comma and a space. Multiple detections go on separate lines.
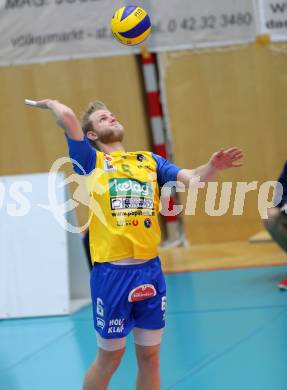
87, 130, 98, 141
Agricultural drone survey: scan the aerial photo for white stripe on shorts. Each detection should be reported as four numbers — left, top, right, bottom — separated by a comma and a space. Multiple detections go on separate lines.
133, 327, 164, 347
96, 332, 126, 351
96, 328, 164, 351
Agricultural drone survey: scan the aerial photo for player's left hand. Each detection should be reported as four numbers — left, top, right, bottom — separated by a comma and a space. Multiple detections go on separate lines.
210, 147, 243, 170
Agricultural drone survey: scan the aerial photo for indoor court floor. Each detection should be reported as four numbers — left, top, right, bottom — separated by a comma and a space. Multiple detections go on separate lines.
1, 244, 287, 390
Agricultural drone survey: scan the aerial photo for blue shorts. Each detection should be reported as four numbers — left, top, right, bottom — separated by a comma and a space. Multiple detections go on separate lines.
90, 257, 166, 339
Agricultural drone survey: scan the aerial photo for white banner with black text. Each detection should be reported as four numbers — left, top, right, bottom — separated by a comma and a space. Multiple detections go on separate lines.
0, 0, 256, 66
257, 0, 287, 40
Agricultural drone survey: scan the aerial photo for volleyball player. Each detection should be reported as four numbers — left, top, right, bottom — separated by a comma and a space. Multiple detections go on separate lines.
26, 98, 243, 390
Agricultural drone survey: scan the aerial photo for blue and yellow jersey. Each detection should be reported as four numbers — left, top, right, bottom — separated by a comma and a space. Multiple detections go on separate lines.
67, 137, 181, 263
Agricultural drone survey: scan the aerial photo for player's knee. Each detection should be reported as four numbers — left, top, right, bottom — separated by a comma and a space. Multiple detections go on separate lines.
137, 348, 160, 370
107, 348, 125, 370
97, 347, 125, 373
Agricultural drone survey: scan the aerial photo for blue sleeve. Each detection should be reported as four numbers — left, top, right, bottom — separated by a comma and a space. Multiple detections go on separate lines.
276, 162, 287, 207
152, 153, 181, 187
65, 135, 96, 175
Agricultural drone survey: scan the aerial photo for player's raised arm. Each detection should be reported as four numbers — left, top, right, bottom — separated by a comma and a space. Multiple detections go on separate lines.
25, 99, 84, 141
177, 147, 243, 185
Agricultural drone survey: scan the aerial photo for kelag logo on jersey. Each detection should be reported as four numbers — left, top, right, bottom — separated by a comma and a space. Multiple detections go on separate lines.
109, 179, 154, 211
109, 179, 152, 197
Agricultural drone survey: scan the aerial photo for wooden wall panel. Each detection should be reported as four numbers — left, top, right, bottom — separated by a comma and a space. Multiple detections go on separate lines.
160, 44, 287, 243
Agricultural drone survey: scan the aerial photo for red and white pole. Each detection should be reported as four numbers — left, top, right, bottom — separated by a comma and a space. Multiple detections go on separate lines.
140, 47, 181, 244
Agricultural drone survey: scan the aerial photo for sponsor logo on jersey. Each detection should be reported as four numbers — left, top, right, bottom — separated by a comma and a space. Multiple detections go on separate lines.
111, 197, 153, 210
128, 284, 157, 302
104, 154, 117, 172
137, 154, 146, 162
112, 210, 155, 218
144, 218, 152, 228
111, 198, 123, 209
110, 178, 152, 198
116, 219, 139, 227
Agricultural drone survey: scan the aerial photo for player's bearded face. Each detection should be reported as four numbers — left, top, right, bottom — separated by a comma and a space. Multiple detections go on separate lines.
91, 110, 124, 143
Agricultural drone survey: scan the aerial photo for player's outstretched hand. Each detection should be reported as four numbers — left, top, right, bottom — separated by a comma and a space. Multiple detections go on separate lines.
25, 99, 55, 109
24, 98, 83, 139
210, 147, 243, 170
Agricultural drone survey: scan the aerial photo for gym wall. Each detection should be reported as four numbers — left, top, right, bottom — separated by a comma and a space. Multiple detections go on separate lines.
0, 44, 286, 242
160, 43, 287, 243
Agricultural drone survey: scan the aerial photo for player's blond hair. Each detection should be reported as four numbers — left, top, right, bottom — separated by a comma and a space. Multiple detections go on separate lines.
81, 100, 108, 149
